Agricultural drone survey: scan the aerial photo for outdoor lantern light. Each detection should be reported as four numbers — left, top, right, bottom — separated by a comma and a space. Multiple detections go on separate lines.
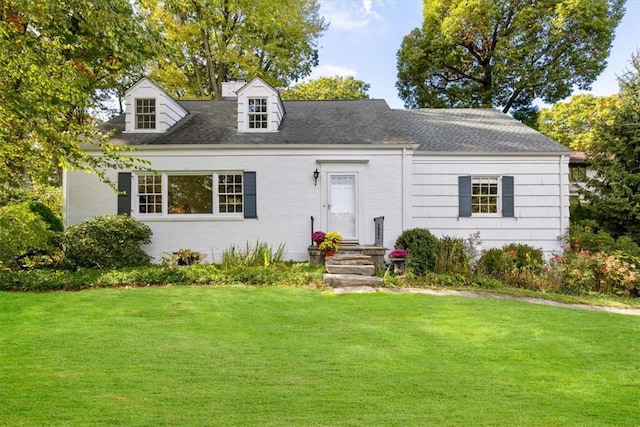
313, 168, 320, 186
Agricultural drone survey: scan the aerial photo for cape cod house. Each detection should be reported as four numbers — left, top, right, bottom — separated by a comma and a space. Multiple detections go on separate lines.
63, 77, 571, 262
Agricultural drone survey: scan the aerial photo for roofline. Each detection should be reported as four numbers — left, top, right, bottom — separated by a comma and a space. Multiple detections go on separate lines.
84, 142, 415, 152
414, 151, 571, 156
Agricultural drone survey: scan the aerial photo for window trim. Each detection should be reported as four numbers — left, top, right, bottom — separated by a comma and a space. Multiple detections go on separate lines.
471, 176, 500, 216
135, 98, 157, 130
133, 172, 244, 218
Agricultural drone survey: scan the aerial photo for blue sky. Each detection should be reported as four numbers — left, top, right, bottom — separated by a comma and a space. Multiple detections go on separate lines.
309, 0, 640, 109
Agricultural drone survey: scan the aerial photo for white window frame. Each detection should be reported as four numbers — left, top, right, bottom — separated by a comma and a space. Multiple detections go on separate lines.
247, 98, 268, 129
135, 98, 156, 130
133, 172, 243, 218
471, 176, 500, 216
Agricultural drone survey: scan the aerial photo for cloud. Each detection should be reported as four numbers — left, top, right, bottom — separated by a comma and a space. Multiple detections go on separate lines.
321, 0, 382, 31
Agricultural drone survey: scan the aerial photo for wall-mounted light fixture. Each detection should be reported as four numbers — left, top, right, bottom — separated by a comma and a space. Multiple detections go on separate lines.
313, 168, 320, 186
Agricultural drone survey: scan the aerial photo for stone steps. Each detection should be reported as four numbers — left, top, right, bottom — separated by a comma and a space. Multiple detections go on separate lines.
323, 254, 383, 287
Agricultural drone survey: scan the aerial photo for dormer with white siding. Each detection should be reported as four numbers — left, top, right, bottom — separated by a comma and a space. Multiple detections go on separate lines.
123, 78, 188, 133
235, 77, 285, 132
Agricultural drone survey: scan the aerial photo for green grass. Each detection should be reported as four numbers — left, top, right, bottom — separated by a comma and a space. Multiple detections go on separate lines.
2, 286, 640, 426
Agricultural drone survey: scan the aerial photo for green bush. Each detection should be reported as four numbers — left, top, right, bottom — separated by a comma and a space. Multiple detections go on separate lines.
476, 244, 544, 290
0, 202, 57, 269
434, 236, 471, 275
476, 248, 508, 278
161, 249, 206, 267
394, 228, 438, 276
62, 215, 152, 269
28, 201, 63, 232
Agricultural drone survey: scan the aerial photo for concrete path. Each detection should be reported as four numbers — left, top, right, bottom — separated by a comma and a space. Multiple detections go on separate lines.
333, 286, 640, 316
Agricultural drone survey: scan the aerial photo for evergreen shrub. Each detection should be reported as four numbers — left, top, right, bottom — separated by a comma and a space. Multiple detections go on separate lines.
62, 215, 152, 269
394, 228, 438, 276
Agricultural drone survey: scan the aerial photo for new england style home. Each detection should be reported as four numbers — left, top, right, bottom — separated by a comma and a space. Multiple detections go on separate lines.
63, 77, 571, 262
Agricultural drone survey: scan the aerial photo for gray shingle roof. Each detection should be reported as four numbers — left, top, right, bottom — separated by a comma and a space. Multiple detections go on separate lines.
393, 108, 570, 153
106, 99, 412, 146
105, 101, 569, 154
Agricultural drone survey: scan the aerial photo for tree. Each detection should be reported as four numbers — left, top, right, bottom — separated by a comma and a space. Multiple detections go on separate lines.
396, 0, 625, 113
582, 52, 640, 243
140, 0, 327, 99
280, 76, 370, 100
538, 94, 620, 151
0, 0, 157, 187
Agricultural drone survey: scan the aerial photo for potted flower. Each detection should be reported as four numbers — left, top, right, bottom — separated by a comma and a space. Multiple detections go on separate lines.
389, 248, 408, 274
318, 240, 338, 257
312, 231, 326, 247
319, 231, 342, 257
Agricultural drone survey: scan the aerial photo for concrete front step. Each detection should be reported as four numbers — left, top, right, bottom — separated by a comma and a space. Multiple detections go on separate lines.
323, 273, 384, 287
326, 254, 373, 265
325, 264, 375, 276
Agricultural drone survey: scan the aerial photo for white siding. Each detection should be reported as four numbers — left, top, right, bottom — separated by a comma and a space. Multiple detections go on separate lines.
64, 147, 406, 262
123, 78, 187, 133
409, 154, 570, 255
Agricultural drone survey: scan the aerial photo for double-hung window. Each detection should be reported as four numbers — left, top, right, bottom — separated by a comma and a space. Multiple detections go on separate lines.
459, 175, 514, 217
247, 98, 268, 129
135, 172, 245, 216
135, 98, 156, 129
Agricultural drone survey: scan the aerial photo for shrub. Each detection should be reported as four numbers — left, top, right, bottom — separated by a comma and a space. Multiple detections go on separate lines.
551, 250, 640, 297
434, 236, 471, 275
476, 244, 544, 290
28, 201, 63, 232
0, 202, 56, 269
161, 249, 206, 267
395, 228, 438, 276
62, 215, 152, 269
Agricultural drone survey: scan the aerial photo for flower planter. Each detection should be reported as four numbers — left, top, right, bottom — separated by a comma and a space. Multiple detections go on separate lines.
390, 257, 406, 274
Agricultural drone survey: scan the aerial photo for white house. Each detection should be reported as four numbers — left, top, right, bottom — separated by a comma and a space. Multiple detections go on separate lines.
63, 77, 570, 262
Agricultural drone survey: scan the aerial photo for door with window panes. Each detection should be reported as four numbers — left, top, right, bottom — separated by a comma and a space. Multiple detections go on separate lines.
327, 174, 357, 241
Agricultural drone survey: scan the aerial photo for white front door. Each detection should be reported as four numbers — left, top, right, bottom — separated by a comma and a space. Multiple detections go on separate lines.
328, 174, 357, 240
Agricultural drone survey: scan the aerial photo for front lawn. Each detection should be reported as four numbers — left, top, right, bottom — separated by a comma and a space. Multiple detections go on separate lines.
2, 286, 639, 426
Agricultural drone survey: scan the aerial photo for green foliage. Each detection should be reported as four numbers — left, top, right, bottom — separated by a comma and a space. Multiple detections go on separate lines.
396, 0, 625, 113
582, 52, 640, 244
0, 1, 157, 186
281, 76, 370, 100
161, 249, 206, 267
27, 201, 63, 232
0, 262, 324, 291
0, 202, 56, 269
434, 236, 471, 275
221, 241, 286, 268
394, 228, 438, 276
62, 215, 152, 269
538, 94, 620, 150
476, 244, 544, 290
143, 0, 327, 99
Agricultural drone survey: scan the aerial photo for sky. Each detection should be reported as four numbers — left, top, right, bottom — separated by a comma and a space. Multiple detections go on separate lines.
308, 0, 640, 109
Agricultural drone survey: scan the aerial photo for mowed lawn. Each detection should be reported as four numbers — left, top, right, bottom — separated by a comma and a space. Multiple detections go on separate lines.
2, 286, 640, 426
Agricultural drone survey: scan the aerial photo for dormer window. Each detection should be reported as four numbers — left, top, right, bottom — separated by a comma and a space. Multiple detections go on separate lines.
248, 98, 268, 129
136, 98, 156, 129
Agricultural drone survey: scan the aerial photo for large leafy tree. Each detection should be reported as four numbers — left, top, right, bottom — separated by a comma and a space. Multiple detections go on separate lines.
280, 76, 370, 100
582, 52, 640, 243
538, 94, 620, 151
140, 0, 327, 100
396, 0, 625, 113
0, 0, 157, 187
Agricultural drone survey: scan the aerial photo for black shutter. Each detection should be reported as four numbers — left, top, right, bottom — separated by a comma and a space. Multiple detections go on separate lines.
458, 176, 471, 217
243, 171, 257, 219
117, 172, 132, 215
502, 176, 514, 217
